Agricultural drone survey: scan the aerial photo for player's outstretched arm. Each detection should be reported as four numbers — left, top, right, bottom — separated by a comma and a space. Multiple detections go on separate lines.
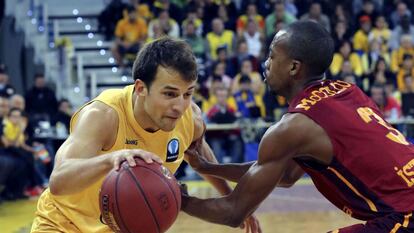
49, 102, 162, 196
182, 114, 308, 227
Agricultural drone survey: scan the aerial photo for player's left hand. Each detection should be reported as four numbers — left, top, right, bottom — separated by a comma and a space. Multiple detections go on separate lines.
239, 214, 262, 233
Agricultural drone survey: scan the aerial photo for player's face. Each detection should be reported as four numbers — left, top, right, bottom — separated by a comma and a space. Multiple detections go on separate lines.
264, 31, 292, 96
144, 67, 195, 131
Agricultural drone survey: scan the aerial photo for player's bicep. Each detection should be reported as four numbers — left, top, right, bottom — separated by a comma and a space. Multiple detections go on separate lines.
54, 103, 117, 167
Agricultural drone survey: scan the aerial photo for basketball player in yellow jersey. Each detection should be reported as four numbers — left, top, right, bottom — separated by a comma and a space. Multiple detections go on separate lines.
31, 37, 260, 233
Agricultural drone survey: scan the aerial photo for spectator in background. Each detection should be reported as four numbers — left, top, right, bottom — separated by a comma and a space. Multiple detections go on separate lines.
355, 0, 377, 26
202, 77, 237, 113
388, 15, 414, 51
233, 75, 265, 119
390, 34, 414, 73
183, 21, 205, 59
369, 15, 392, 53
402, 74, 414, 93
265, 1, 296, 38
217, 4, 235, 31
332, 21, 352, 51
52, 99, 72, 134
206, 18, 236, 61
152, 0, 183, 24
370, 84, 402, 120
330, 40, 363, 77
242, 19, 265, 59
300, 1, 331, 32
127, 0, 152, 22
369, 57, 396, 87
231, 40, 259, 75
182, 8, 203, 36
353, 15, 373, 54
331, 4, 352, 31
146, 21, 167, 42
397, 54, 414, 92
390, 1, 412, 28
361, 38, 390, 75
215, 47, 236, 77
148, 10, 179, 39
232, 59, 264, 96
0, 65, 15, 98
236, 3, 265, 37
205, 62, 233, 93
98, 0, 127, 40
111, 6, 147, 70
25, 74, 58, 121
205, 87, 243, 163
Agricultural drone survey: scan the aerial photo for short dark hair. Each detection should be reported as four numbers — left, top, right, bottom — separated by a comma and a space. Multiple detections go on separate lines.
132, 37, 197, 88
8, 107, 22, 117
283, 21, 334, 76
34, 73, 45, 79
239, 74, 252, 84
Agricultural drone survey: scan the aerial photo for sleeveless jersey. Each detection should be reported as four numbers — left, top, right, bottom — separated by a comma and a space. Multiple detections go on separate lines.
288, 80, 414, 220
33, 85, 194, 232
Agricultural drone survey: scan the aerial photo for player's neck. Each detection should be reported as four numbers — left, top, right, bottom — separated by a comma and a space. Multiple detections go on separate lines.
132, 93, 160, 133
285, 75, 324, 103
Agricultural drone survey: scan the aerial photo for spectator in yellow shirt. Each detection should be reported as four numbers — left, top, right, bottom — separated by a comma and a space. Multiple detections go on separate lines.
368, 15, 391, 53
330, 40, 364, 77
236, 3, 264, 37
390, 34, 414, 72
396, 54, 414, 92
111, 6, 147, 70
353, 15, 372, 54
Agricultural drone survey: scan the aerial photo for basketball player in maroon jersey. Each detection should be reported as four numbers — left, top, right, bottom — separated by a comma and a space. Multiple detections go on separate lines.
181, 21, 414, 232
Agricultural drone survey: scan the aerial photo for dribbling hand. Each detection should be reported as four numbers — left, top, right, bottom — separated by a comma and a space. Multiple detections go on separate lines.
109, 149, 163, 171
240, 214, 262, 233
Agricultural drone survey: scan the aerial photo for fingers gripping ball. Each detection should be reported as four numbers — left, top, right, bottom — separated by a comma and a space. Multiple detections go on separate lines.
100, 157, 181, 233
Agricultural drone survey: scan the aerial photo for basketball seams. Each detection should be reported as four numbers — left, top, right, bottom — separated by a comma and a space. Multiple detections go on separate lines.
115, 169, 133, 233
136, 165, 180, 215
125, 166, 162, 233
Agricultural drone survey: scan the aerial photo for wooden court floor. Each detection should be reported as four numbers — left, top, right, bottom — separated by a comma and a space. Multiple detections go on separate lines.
0, 179, 360, 233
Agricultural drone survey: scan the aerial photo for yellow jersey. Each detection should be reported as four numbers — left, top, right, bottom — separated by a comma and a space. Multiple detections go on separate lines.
31, 85, 194, 233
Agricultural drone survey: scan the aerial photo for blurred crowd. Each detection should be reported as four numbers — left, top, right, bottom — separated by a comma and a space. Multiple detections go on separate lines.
0, 65, 72, 202
3, 0, 414, 200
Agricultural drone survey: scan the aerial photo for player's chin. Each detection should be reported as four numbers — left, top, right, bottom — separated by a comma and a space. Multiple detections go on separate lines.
161, 120, 177, 131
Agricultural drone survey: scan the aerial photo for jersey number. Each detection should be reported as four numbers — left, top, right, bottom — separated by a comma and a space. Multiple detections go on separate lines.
357, 107, 409, 145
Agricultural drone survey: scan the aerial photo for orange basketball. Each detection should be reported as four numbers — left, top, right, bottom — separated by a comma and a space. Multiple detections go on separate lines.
99, 158, 181, 233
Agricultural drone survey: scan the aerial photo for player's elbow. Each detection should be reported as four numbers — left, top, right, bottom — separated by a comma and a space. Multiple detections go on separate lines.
49, 173, 66, 196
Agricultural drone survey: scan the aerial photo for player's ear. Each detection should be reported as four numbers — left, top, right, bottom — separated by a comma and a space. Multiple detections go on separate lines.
290, 60, 301, 76
134, 79, 148, 96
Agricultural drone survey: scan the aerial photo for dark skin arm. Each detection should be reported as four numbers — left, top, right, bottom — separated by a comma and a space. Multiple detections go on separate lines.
181, 113, 333, 227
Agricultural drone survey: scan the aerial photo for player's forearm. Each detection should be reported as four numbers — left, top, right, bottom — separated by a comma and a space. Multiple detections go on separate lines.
49, 153, 112, 195
181, 195, 245, 227
198, 161, 255, 182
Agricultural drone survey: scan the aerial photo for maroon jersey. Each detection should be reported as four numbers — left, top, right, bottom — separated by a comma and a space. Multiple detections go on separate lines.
288, 80, 414, 220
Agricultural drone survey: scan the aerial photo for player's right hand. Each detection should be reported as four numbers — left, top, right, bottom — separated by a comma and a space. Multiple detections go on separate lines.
109, 149, 163, 171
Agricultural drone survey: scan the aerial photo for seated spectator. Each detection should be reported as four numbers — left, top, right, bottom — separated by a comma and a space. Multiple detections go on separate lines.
231, 40, 260, 74
232, 59, 264, 96
217, 4, 235, 31
355, 0, 378, 28
111, 6, 148, 70
215, 47, 236, 77
146, 21, 167, 42
332, 21, 352, 52
390, 1, 412, 28
300, 1, 331, 32
206, 18, 236, 61
152, 0, 183, 23
2, 108, 44, 197
353, 15, 373, 54
182, 9, 203, 36
204, 62, 233, 94
233, 75, 265, 119
397, 54, 414, 92
126, 0, 152, 22
370, 84, 402, 120
236, 3, 265, 37
331, 4, 352, 31
0, 65, 15, 98
368, 57, 396, 87
205, 87, 243, 163
242, 19, 265, 59
25, 74, 58, 121
402, 74, 414, 93
265, 1, 296, 39
202, 78, 237, 113
388, 15, 414, 51
98, 0, 127, 40
390, 34, 414, 73
330, 40, 363, 77
52, 99, 72, 136
368, 15, 391, 53
148, 10, 179, 39
183, 21, 205, 59
361, 38, 390, 75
